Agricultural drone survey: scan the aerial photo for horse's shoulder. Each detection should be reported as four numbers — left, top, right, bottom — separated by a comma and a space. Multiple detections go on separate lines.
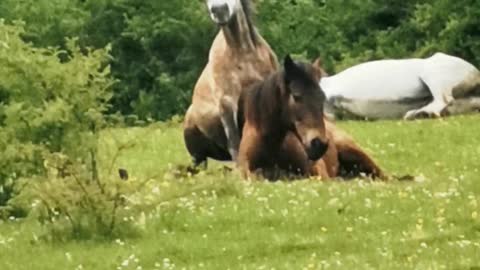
428, 52, 458, 61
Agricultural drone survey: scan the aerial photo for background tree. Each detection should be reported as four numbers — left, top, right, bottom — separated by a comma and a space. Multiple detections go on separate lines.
0, 0, 478, 120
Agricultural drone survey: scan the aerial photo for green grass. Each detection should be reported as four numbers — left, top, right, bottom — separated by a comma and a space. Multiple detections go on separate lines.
1, 116, 480, 269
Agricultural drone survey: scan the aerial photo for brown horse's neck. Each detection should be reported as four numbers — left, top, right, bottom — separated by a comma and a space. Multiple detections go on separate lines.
221, 4, 258, 51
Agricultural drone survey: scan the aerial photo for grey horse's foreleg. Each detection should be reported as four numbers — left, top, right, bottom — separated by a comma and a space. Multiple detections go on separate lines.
404, 100, 449, 120
219, 96, 240, 161
404, 86, 452, 120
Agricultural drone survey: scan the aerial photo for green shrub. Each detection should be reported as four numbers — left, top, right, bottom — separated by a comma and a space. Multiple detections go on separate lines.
0, 20, 160, 240
22, 152, 145, 241
0, 20, 111, 215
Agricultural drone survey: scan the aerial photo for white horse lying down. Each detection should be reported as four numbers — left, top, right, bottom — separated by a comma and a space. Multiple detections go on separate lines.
320, 53, 480, 120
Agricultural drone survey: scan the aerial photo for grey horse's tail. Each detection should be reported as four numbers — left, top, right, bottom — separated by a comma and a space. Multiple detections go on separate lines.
446, 70, 480, 115
452, 70, 480, 99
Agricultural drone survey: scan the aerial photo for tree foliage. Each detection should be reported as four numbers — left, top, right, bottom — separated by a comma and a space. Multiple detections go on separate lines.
1, 0, 478, 120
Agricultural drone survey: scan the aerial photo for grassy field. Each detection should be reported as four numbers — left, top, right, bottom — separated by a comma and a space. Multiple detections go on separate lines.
1, 116, 480, 269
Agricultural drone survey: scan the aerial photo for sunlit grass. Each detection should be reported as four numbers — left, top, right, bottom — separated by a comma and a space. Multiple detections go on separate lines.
1, 115, 480, 269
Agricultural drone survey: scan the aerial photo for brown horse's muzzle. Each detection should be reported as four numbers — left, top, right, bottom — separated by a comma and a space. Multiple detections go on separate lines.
289, 123, 329, 161
307, 138, 329, 161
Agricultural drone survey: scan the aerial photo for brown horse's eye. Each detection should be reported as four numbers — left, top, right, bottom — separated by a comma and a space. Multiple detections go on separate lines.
293, 94, 302, 103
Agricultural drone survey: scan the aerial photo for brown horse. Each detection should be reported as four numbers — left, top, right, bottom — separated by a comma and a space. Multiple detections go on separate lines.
237, 55, 385, 180
183, 0, 278, 166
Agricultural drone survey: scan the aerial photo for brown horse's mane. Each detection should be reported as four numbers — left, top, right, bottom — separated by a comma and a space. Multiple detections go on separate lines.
238, 72, 289, 140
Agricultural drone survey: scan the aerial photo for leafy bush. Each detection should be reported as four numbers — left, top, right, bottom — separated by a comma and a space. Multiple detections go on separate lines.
22, 153, 136, 240
0, 20, 158, 240
0, 20, 112, 215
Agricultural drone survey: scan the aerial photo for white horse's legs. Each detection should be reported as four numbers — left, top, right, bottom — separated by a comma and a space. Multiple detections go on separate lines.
404, 99, 448, 120
404, 75, 455, 120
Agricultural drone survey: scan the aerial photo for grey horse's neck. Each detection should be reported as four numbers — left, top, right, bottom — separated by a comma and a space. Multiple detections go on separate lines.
221, 1, 258, 50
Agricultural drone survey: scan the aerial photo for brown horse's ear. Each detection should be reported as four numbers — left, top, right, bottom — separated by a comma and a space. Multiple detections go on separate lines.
313, 57, 322, 69
284, 54, 299, 84
312, 57, 324, 81
284, 55, 295, 74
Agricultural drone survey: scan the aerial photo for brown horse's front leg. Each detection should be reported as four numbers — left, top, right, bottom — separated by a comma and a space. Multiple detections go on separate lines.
220, 95, 240, 161
325, 121, 386, 180
237, 123, 262, 180
311, 140, 339, 179
278, 132, 312, 177
310, 159, 330, 180
336, 144, 386, 180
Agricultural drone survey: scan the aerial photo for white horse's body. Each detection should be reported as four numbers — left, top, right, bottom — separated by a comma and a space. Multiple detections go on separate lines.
321, 53, 480, 119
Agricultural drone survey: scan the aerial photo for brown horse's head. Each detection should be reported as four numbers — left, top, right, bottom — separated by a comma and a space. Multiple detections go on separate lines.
282, 55, 329, 161
206, 0, 239, 25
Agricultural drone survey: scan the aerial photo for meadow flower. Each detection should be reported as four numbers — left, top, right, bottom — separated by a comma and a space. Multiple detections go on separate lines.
257, 197, 268, 203
364, 198, 372, 208
65, 252, 72, 261
456, 240, 472, 248
163, 258, 171, 263
416, 223, 423, 231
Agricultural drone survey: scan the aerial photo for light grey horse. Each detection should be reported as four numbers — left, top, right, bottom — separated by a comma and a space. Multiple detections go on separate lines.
320, 53, 480, 120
